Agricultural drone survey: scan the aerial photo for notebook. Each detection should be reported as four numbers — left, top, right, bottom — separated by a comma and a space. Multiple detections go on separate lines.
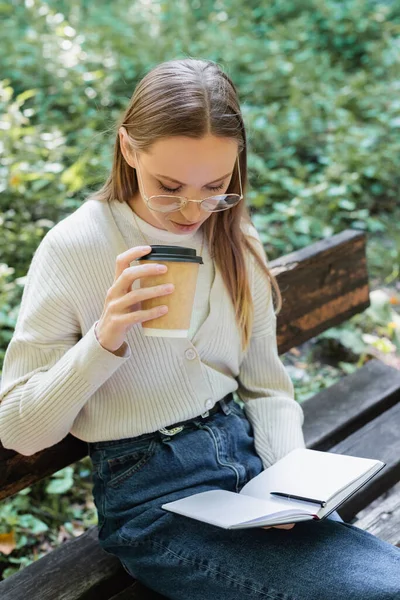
161, 448, 385, 529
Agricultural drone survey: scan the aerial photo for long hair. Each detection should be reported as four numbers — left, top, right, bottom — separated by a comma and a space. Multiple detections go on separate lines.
88, 58, 282, 351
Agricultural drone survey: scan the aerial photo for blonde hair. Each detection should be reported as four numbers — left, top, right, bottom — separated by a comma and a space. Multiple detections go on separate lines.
88, 58, 282, 351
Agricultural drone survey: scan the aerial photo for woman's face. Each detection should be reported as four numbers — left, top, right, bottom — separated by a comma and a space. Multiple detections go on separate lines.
119, 128, 239, 235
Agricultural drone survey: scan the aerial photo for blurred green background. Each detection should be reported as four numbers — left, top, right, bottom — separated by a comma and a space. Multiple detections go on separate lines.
0, 0, 399, 578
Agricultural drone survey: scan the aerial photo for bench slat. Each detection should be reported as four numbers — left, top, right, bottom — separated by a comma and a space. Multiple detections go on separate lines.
271, 229, 369, 353
330, 401, 400, 521
302, 358, 400, 451
352, 480, 400, 547
0, 526, 133, 600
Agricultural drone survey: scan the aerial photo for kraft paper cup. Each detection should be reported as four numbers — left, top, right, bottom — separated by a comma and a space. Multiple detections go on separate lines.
137, 245, 203, 338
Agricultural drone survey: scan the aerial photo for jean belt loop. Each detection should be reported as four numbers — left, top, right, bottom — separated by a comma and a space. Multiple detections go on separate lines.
219, 393, 233, 415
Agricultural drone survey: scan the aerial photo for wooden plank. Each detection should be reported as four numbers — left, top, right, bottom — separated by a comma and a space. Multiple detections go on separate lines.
302, 358, 400, 451
351, 480, 400, 547
0, 435, 88, 501
272, 229, 369, 354
0, 526, 133, 600
327, 401, 400, 522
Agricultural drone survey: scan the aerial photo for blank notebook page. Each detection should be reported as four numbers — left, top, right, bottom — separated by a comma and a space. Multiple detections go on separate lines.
240, 448, 380, 503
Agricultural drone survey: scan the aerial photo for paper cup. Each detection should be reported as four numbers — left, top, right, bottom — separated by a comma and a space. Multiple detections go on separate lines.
137, 245, 203, 338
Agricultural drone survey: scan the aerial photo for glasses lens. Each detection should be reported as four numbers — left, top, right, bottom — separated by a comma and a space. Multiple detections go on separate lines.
147, 194, 242, 213
202, 194, 241, 212
148, 196, 184, 213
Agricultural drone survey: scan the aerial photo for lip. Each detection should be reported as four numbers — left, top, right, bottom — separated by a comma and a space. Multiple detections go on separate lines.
170, 221, 201, 231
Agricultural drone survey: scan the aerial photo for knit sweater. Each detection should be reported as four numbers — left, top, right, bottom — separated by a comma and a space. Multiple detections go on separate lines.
0, 198, 306, 467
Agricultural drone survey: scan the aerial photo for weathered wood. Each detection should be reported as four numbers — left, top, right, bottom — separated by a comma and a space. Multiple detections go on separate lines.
272, 229, 369, 354
0, 526, 132, 599
302, 358, 400, 451
328, 401, 400, 521
352, 481, 400, 547
353, 481, 400, 544
300, 358, 400, 521
0, 436, 88, 501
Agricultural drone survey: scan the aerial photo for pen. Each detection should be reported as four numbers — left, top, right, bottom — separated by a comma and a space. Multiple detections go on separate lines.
270, 492, 327, 508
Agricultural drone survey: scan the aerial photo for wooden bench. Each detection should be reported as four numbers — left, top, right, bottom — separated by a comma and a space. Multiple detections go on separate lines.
0, 228, 399, 599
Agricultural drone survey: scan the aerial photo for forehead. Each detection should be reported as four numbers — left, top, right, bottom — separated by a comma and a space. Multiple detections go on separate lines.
143, 135, 238, 182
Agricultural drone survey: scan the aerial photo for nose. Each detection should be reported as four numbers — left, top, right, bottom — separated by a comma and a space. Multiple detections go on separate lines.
180, 199, 203, 223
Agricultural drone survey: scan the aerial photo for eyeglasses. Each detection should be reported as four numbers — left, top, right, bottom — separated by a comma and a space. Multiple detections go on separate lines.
134, 152, 243, 214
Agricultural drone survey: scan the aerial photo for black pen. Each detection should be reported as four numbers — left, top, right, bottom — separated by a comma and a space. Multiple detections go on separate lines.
270, 492, 327, 508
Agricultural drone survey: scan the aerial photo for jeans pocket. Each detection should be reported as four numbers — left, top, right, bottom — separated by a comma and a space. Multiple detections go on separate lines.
106, 438, 158, 488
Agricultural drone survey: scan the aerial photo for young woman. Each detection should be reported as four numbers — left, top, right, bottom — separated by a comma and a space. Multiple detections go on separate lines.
0, 58, 399, 599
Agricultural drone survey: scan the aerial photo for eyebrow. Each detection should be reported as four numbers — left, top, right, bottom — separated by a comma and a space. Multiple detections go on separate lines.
154, 171, 233, 186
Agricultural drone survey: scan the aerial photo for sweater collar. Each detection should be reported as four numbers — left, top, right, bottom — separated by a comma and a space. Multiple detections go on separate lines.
113, 199, 202, 244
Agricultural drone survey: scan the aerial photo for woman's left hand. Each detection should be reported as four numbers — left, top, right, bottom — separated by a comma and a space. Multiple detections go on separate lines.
262, 523, 296, 530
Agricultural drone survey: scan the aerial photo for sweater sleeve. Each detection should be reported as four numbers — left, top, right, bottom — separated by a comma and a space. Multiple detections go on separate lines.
0, 233, 131, 456
236, 226, 306, 470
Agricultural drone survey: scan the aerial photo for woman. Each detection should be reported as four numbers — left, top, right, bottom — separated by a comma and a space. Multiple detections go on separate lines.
0, 58, 399, 599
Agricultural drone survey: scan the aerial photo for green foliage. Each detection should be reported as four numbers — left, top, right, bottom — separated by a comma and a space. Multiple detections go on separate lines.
0, 266, 24, 365
0, 0, 400, 577
287, 288, 400, 402
317, 288, 400, 354
0, 458, 97, 579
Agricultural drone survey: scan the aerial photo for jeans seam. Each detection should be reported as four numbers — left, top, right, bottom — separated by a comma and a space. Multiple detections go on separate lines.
144, 538, 295, 600
94, 450, 107, 532
201, 424, 242, 494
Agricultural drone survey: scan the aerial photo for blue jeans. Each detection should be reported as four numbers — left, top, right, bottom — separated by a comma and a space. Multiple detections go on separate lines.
88, 394, 400, 600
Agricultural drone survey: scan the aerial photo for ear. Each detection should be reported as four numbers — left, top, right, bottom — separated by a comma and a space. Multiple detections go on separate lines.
118, 126, 137, 169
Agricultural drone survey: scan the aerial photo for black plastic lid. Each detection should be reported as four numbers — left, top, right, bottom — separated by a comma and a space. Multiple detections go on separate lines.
139, 245, 203, 264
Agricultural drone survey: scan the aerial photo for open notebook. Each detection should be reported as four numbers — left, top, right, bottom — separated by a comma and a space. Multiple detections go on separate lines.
161, 448, 385, 529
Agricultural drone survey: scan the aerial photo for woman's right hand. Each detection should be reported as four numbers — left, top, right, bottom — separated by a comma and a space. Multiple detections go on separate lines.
95, 245, 174, 353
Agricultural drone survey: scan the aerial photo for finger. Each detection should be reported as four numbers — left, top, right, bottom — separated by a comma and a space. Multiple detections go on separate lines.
118, 283, 175, 311
115, 304, 169, 326
114, 262, 168, 297
114, 246, 152, 282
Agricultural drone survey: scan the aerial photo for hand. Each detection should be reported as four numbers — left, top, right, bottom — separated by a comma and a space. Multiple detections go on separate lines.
262, 523, 296, 530
96, 245, 175, 353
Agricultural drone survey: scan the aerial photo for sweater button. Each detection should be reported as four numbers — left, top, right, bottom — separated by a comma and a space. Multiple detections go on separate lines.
185, 349, 197, 361
205, 399, 213, 410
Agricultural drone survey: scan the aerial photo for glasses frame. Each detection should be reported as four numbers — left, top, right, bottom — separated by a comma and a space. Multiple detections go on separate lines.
134, 151, 243, 214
